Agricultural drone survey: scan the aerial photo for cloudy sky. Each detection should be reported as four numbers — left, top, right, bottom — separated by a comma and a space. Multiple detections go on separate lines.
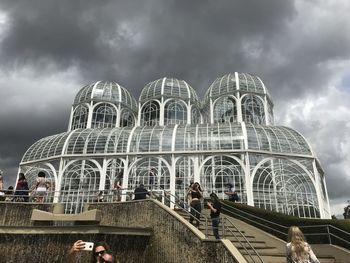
0, 0, 349, 217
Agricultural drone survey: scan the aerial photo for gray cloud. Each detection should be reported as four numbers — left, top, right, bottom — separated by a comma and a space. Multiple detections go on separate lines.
0, 0, 297, 94
0, 0, 350, 215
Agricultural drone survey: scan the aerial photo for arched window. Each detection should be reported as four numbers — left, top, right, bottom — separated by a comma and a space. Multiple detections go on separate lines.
252, 158, 320, 218
191, 106, 201, 124
141, 101, 160, 126
175, 157, 195, 202
61, 160, 101, 213
91, 103, 117, 128
120, 110, 135, 127
71, 105, 88, 129
241, 95, 265, 124
213, 97, 237, 123
127, 157, 170, 192
201, 155, 245, 201
164, 100, 187, 125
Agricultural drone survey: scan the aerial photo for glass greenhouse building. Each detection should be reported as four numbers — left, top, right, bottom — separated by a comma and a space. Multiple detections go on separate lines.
18, 73, 331, 218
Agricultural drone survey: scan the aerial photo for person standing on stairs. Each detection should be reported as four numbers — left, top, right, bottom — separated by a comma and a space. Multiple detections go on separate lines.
286, 226, 320, 263
188, 182, 202, 227
207, 192, 222, 239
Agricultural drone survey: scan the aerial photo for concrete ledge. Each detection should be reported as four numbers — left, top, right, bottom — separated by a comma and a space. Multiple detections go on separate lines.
31, 208, 101, 222
221, 239, 248, 263
149, 199, 246, 263
0, 225, 152, 236
149, 199, 207, 239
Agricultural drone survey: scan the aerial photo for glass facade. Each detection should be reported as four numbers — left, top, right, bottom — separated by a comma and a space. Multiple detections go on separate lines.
18, 75, 330, 218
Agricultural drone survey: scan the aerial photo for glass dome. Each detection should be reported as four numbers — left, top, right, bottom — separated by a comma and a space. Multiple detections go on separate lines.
139, 77, 199, 103
74, 81, 138, 111
70, 81, 138, 130
203, 72, 274, 125
139, 78, 201, 126
205, 72, 270, 100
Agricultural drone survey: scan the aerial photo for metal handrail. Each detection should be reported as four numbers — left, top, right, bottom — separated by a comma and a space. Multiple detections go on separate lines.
221, 202, 350, 248
156, 193, 264, 262
3, 188, 349, 249
153, 191, 209, 237
221, 215, 264, 263
221, 202, 288, 237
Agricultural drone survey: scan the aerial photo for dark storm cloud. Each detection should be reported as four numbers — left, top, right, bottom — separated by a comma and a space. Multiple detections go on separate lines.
0, 0, 297, 95
0, 0, 297, 185
0, 0, 349, 215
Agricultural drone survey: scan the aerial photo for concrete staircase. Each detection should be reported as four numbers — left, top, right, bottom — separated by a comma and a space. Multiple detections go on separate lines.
176, 209, 337, 263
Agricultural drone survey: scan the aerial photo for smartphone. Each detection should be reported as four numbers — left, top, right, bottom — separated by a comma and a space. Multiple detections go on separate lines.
82, 242, 94, 251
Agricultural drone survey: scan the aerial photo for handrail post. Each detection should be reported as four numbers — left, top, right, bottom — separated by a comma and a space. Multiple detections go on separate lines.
161, 190, 165, 205
222, 217, 225, 239
205, 218, 208, 238
169, 191, 175, 209
327, 225, 332, 245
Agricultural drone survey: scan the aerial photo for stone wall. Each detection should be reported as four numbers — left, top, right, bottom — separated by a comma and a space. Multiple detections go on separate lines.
88, 200, 238, 263
0, 202, 53, 226
0, 233, 149, 263
0, 201, 238, 263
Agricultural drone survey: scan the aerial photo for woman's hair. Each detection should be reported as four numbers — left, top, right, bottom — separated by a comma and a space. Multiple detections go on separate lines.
288, 226, 309, 260
194, 182, 202, 191
18, 173, 26, 180
38, 171, 46, 178
90, 241, 111, 263
210, 192, 219, 201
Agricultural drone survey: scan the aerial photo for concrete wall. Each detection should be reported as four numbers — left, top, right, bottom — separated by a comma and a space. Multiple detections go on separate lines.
0, 233, 149, 263
87, 200, 238, 263
0, 201, 239, 263
0, 202, 53, 226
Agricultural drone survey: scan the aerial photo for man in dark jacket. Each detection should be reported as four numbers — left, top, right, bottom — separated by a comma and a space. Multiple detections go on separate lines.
207, 192, 222, 239
133, 184, 150, 200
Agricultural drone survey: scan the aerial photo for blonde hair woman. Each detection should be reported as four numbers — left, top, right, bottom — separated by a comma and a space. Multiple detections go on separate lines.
286, 226, 319, 263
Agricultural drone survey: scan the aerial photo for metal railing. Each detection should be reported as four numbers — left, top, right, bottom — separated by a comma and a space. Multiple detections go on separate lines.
221, 202, 350, 250
153, 192, 263, 262
153, 191, 209, 237
221, 215, 264, 263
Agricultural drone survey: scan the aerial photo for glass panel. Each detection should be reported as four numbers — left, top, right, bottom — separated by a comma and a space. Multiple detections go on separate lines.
71, 105, 88, 130
252, 158, 320, 218
140, 100, 160, 126
241, 95, 265, 124
164, 100, 187, 125
91, 103, 117, 128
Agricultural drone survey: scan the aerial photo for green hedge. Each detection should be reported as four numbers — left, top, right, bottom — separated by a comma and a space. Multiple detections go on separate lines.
221, 201, 350, 250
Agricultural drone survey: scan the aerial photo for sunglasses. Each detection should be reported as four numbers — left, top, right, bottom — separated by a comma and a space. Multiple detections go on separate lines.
94, 250, 106, 256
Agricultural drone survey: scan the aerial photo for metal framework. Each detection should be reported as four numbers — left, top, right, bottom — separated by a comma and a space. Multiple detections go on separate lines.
18, 73, 331, 218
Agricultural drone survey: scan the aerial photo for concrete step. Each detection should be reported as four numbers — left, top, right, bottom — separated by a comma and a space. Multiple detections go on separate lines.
233, 243, 273, 250
207, 233, 257, 241
243, 254, 335, 263
178, 209, 328, 263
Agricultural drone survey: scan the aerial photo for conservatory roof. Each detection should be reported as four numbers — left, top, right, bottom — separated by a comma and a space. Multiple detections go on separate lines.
21, 124, 313, 163
204, 73, 272, 101
74, 81, 138, 112
139, 77, 199, 103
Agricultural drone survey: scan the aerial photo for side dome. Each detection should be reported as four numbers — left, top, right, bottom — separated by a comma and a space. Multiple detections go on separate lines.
70, 81, 138, 130
205, 72, 270, 101
74, 81, 137, 111
139, 77, 199, 103
139, 78, 201, 126
203, 73, 274, 126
